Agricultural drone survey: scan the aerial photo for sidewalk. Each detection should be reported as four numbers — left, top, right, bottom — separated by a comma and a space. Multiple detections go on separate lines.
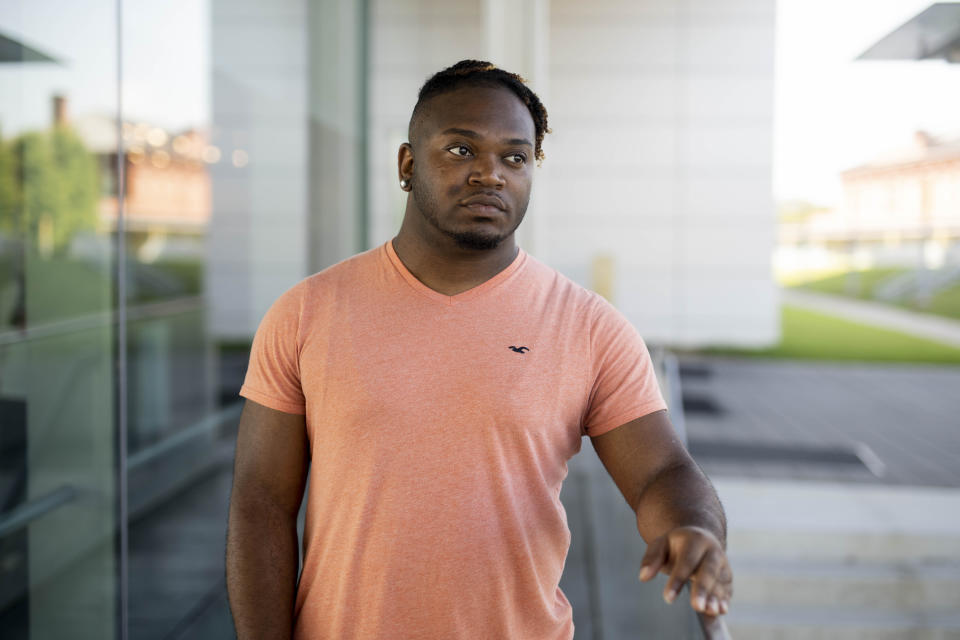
783, 288, 960, 347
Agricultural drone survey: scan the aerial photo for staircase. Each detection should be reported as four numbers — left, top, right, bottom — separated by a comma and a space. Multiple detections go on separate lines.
714, 478, 960, 639
876, 265, 960, 305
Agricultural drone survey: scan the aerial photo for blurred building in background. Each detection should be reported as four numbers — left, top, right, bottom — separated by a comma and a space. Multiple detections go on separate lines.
841, 130, 960, 268
779, 130, 960, 273
775, 2, 960, 281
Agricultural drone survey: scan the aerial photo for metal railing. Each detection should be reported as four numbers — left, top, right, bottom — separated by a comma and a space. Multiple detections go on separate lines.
651, 344, 732, 640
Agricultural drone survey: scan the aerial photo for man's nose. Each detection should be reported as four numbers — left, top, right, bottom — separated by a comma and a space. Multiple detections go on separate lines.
469, 154, 505, 188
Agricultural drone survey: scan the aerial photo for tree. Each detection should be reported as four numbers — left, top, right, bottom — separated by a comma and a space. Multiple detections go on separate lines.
1, 124, 99, 255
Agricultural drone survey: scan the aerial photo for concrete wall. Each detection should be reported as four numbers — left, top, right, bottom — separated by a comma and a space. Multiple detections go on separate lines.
541, 0, 778, 347
208, 0, 365, 338
366, 0, 487, 247
207, 0, 310, 339
367, 0, 779, 348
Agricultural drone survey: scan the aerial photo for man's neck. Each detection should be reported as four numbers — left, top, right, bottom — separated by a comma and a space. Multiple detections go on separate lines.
391, 230, 519, 297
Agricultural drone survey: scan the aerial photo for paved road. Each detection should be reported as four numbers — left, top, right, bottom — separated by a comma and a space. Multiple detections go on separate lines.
783, 289, 960, 347
680, 355, 960, 488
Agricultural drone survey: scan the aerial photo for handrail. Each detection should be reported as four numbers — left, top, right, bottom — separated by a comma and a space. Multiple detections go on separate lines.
699, 613, 732, 639
126, 402, 242, 470
0, 402, 242, 537
662, 350, 688, 445
661, 348, 733, 640
0, 295, 204, 346
0, 485, 78, 538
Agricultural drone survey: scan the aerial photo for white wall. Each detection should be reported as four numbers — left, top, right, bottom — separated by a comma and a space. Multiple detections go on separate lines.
542, 0, 779, 347
367, 0, 779, 348
366, 0, 487, 247
207, 0, 309, 339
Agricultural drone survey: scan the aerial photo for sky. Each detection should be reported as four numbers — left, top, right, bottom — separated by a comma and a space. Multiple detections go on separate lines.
1, 0, 957, 207
773, 0, 960, 204
0, 0, 209, 134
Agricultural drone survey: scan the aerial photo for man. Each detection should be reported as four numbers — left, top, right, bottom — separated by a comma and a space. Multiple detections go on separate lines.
226, 60, 732, 639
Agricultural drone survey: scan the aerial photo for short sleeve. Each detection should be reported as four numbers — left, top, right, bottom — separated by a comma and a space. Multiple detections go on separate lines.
239, 284, 307, 415
582, 296, 667, 437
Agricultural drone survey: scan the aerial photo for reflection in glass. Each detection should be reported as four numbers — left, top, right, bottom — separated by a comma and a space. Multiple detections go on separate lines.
0, 5, 119, 639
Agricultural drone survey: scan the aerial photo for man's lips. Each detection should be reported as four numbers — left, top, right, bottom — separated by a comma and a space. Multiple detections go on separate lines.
460, 194, 506, 212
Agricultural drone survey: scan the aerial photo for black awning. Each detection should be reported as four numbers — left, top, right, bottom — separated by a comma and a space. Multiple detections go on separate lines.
857, 2, 960, 63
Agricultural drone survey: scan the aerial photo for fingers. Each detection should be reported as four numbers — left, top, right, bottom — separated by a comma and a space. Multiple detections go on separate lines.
641, 527, 733, 615
664, 537, 704, 604
638, 535, 668, 582
688, 548, 732, 615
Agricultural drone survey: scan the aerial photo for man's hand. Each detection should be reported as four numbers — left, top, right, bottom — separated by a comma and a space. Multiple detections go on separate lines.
638, 525, 732, 616
589, 411, 732, 618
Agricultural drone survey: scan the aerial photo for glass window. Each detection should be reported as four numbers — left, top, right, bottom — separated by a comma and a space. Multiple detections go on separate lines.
0, 3, 120, 638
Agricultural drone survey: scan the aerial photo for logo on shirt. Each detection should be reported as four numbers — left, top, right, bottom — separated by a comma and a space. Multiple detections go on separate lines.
508, 346, 530, 354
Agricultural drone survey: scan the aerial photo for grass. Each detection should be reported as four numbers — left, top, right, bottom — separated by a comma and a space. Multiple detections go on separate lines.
925, 283, 960, 320
703, 304, 960, 364
25, 252, 112, 325
794, 267, 909, 300
793, 267, 960, 322
0, 253, 204, 330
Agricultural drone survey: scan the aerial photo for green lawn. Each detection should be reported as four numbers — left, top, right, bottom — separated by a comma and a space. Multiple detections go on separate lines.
926, 283, 960, 320
0, 254, 204, 330
25, 252, 112, 325
703, 304, 960, 364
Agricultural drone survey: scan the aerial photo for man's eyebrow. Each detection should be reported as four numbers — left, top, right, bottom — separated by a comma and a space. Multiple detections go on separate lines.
439, 127, 533, 148
440, 127, 480, 139
504, 137, 534, 148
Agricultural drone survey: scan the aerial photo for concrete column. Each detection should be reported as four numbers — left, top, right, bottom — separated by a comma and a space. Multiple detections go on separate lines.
208, 0, 367, 338
482, 0, 550, 256
308, 0, 367, 273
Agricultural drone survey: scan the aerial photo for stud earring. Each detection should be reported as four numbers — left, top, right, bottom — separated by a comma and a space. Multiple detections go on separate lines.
400, 179, 409, 189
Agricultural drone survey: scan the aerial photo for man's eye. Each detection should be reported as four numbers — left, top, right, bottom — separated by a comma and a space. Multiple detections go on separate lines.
448, 146, 471, 157
506, 154, 526, 165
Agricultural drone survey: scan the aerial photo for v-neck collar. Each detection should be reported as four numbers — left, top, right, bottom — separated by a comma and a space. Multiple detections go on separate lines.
383, 239, 527, 306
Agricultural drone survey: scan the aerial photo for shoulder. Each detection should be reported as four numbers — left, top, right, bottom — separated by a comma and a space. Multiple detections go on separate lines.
520, 251, 615, 320
300, 245, 383, 296
258, 245, 382, 327
273, 245, 383, 307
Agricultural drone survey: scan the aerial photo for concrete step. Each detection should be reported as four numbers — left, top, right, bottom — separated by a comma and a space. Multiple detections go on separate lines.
712, 479, 960, 638
725, 604, 960, 640
729, 556, 960, 613
727, 529, 960, 563
715, 478, 960, 562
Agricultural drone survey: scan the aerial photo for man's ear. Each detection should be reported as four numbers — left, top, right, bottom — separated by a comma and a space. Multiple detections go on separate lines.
398, 143, 414, 190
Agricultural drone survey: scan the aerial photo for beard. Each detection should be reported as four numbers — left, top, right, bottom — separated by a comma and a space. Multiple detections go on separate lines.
411, 175, 526, 251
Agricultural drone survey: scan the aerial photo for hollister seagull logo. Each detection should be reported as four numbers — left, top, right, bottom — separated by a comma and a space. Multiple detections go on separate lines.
508, 346, 530, 354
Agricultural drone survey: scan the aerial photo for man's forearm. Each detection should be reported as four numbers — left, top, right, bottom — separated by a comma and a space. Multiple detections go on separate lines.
633, 458, 726, 546
226, 500, 300, 640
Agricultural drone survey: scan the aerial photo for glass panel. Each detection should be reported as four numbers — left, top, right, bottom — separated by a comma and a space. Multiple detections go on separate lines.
0, 2, 119, 639
121, 0, 367, 637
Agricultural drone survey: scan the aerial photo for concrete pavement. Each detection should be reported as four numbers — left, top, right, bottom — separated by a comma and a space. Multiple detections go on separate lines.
679, 352, 960, 638
680, 356, 960, 488
783, 288, 960, 348
714, 477, 960, 639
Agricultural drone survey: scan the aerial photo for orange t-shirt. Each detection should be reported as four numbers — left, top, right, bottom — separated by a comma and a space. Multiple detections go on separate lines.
239, 240, 667, 640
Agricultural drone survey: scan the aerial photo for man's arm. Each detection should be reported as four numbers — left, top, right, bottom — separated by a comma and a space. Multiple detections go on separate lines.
226, 399, 310, 640
590, 409, 732, 617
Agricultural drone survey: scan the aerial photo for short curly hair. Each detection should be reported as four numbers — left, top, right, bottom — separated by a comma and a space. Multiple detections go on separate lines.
409, 59, 550, 164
